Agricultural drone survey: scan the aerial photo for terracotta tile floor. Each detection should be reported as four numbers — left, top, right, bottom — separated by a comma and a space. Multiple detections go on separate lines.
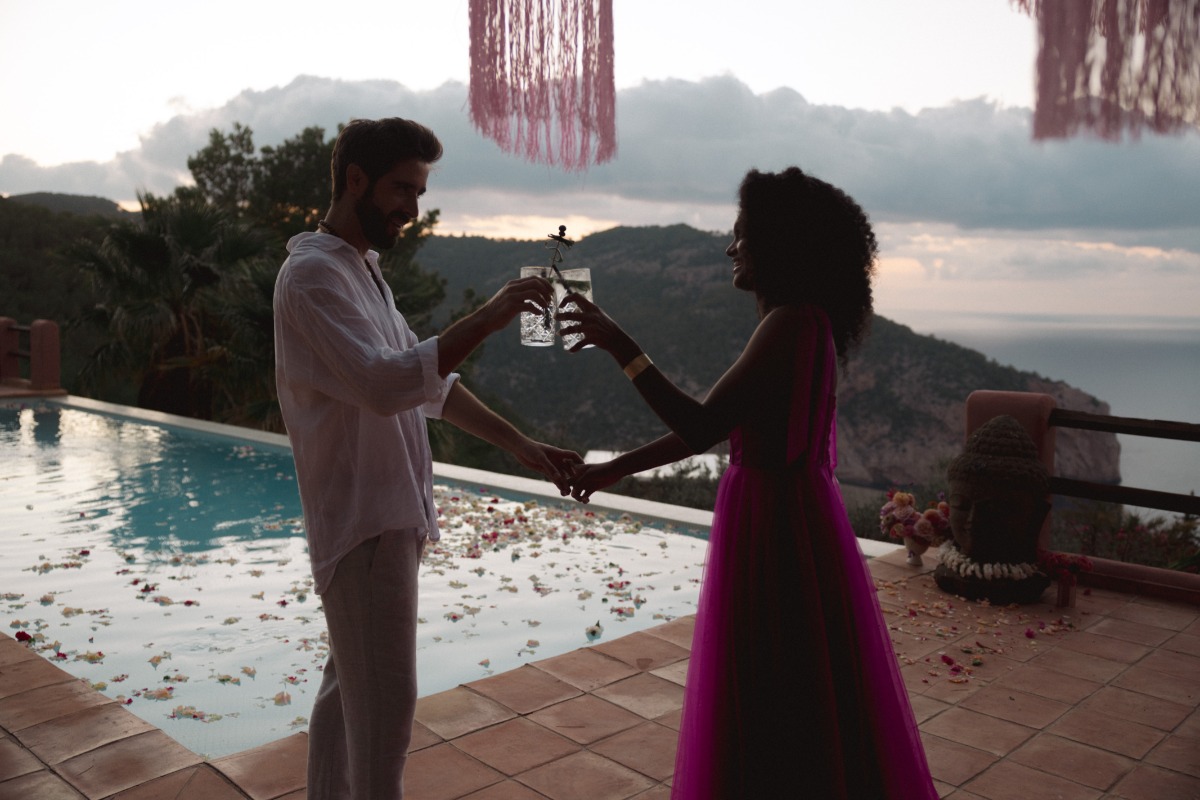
2, 548, 1198, 800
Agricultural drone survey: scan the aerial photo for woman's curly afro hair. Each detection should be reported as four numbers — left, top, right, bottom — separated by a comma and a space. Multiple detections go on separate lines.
737, 167, 877, 365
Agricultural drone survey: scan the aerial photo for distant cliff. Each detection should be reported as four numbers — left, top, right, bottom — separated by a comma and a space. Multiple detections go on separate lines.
834, 317, 1119, 486
418, 225, 1121, 489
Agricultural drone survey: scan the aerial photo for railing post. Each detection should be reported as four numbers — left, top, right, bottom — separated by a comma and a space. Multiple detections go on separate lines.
965, 390, 1058, 549
30, 320, 62, 391
0, 317, 18, 383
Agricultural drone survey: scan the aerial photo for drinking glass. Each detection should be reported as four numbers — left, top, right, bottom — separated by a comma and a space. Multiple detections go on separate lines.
518, 266, 556, 346
554, 267, 593, 350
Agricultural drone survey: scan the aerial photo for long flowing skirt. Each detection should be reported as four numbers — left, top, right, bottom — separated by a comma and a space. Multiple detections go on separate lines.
671, 463, 936, 799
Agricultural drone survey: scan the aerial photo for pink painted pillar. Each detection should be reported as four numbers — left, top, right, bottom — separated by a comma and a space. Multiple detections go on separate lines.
0, 317, 18, 383
30, 320, 62, 391
965, 390, 1057, 549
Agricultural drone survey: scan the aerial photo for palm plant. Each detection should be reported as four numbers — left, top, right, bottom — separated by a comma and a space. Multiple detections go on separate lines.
208, 256, 284, 431
73, 192, 271, 418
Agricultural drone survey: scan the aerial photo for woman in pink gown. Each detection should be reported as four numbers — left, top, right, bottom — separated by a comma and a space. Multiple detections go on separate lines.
559, 167, 936, 798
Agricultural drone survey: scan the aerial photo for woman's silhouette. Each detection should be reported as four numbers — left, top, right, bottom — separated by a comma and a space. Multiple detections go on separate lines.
560, 167, 937, 798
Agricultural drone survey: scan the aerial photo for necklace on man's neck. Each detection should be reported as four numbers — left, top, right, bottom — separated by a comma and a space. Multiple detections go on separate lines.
317, 219, 344, 239
316, 220, 388, 303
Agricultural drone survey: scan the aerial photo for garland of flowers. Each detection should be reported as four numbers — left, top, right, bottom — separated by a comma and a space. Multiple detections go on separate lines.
937, 541, 1043, 581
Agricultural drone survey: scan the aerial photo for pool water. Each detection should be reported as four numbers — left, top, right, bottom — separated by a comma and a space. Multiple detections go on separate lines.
0, 402, 707, 757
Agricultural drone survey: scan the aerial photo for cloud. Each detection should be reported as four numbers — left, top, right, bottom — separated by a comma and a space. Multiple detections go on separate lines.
3, 74, 1199, 243
871, 220, 1200, 319
884, 222, 1200, 279
2, 74, 1196, 319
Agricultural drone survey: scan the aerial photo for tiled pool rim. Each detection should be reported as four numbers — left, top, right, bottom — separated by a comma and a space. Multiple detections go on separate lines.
5, 551, 1200, 800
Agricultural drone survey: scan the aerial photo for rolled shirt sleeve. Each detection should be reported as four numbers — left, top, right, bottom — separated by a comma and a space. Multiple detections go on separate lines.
414, 336, 458, 420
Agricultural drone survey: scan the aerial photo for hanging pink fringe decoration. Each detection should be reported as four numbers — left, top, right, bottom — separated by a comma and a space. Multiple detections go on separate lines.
469, 0, 616, 171
1014, 0, 1199, 140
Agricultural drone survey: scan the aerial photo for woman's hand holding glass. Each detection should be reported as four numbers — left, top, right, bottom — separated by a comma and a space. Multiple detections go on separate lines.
555, 292, 641, 365
557, 294, 653, 504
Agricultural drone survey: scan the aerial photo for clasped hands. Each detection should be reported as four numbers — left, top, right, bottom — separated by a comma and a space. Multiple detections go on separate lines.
537, 453, 621, 505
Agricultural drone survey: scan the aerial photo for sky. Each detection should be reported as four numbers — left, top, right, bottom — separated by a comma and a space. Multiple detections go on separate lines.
2, 0, 1199, 325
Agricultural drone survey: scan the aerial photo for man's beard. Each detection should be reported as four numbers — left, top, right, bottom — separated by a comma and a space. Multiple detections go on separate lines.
355, 196, 407, 250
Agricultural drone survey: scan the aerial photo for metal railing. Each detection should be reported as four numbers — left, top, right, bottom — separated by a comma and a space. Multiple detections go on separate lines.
1047, 408, 1200, 517
965, 390, 1198, 605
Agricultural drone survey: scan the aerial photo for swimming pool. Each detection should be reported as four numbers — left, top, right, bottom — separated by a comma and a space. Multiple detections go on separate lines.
0, 398, 710, 758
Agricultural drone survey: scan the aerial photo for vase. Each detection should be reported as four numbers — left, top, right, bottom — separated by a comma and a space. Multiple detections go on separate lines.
903, 536, 929, 567
1055, 581, 1077, 608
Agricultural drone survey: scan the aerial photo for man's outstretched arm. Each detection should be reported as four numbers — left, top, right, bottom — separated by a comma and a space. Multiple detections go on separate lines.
436, 276, 553, 377
439, 381, 581, 493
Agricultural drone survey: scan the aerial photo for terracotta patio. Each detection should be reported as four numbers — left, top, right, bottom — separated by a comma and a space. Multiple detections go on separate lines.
2, 547, 1198, 799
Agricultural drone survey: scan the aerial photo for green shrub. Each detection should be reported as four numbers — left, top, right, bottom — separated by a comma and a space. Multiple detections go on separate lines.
1050, 499, 1199, 572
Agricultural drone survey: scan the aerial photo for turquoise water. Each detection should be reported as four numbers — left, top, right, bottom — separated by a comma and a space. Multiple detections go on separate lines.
0, 401, 706, 757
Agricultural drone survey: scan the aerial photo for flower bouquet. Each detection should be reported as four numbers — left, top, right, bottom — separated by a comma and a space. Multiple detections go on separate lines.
880, 490, 950, 566
1037, 549, 1094, 607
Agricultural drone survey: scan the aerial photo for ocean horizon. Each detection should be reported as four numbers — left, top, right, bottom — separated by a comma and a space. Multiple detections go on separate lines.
885, 310, 1200, 515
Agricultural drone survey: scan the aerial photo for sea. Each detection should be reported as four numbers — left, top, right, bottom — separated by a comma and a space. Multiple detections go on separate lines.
886, 311, 1200, 517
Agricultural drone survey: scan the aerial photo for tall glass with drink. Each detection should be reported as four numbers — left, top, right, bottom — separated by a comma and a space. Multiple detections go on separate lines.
518, 266, 556, 346
554, 268, 593, 350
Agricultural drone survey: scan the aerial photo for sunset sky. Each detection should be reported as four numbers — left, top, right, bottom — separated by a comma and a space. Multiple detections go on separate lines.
2, 0, 1198, 324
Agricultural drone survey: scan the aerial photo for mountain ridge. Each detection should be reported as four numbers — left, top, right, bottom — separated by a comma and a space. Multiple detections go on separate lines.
4, 192, 135, 220
2, 192, 1119, 489
416, 225, 1121, 489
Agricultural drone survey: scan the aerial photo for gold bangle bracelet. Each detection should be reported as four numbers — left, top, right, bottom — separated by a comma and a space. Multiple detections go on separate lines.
623, 354, 653, 380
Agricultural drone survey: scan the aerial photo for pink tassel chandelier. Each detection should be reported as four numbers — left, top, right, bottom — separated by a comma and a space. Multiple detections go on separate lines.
469, 0, 616, 171
1014, 0, 1199, 140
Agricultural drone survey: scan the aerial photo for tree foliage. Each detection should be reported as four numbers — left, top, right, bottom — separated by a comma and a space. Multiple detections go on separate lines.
186, 123, 257, 219
71, 191, 273, 418
0, 198, 112, 388
183, 122, 337, 243
253, 125, 334, 241
62, 122, 471, 435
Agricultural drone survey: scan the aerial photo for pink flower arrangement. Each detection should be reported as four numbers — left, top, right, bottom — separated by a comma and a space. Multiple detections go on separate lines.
880, 490, 951, 547
1037, 549, 1094, 586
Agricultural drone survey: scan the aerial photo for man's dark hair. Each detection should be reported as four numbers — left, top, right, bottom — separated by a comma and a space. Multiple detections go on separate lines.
330, 118, 443, 200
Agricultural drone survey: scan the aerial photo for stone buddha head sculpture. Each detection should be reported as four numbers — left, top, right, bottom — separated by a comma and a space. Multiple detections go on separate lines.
945, 414, 1049, 567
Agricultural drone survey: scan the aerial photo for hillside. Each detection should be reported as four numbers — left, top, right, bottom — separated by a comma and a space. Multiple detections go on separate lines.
5, 192, 134, 220
0, 192, 1120, 490
418, 225, 1120, 489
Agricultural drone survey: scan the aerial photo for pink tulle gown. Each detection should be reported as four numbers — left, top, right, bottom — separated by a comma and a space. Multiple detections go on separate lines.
671, 306, 936, 799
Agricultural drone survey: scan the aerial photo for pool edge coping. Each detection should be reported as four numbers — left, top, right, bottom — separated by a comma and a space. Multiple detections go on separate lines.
30, 398, 892, 554
3, 394, 904, 781
25, 394, 895, 557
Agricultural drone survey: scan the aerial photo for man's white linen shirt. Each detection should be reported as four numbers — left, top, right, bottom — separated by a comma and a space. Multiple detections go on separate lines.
274, 231, 458, 595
